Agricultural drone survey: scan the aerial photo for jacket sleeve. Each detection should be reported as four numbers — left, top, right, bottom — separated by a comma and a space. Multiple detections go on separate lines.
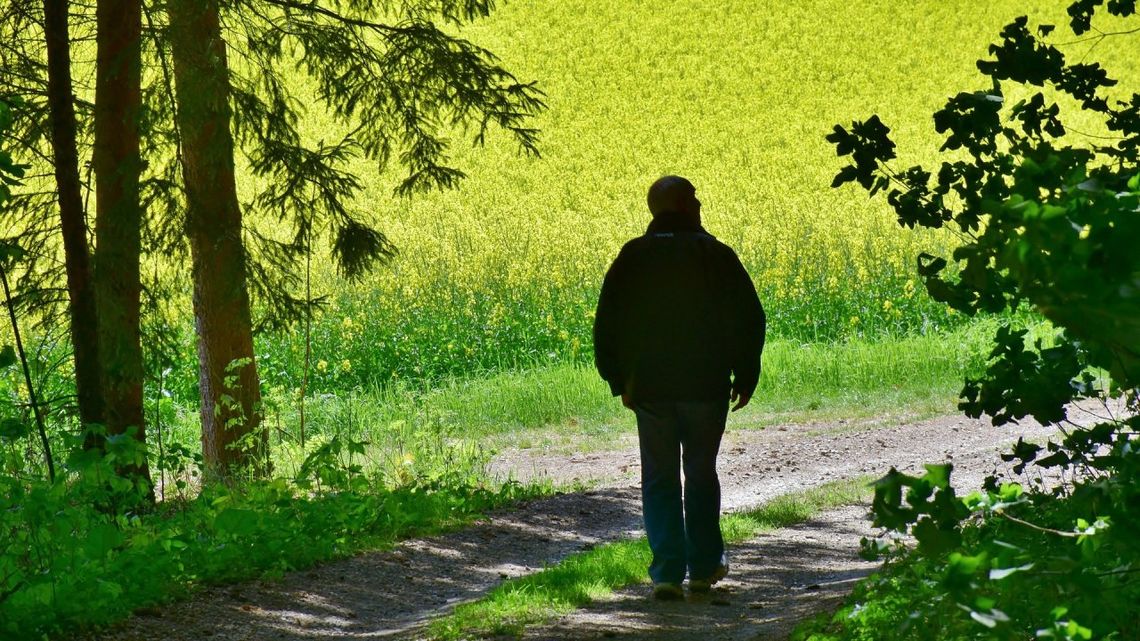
593, 249, 630, 397
725, 250, 766, 398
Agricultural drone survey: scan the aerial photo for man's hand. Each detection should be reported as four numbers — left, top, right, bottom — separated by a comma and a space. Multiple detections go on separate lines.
621, 392, 634, 410
730, 388, 751, 412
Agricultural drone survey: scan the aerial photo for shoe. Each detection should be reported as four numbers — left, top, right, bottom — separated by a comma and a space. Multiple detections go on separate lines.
688, 563, 729, 593
652, 582, 684, 600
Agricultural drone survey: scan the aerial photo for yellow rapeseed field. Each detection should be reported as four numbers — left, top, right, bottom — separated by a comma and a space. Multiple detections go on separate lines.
249, 0, 1137, 388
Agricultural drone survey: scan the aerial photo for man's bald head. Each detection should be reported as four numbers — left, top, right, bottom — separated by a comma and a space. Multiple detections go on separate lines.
647, 175, 701, 219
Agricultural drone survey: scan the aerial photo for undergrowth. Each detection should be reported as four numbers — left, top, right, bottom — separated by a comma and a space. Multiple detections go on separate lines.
792, 459, 1140, 641
0, 324, 999, 641
0, 434, 551, 640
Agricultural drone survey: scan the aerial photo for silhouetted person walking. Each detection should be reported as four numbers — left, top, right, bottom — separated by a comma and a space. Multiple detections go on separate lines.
593, 176, 766, 600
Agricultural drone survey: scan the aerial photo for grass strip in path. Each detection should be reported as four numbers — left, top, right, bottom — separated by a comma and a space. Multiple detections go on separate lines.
427, 478, 871, 640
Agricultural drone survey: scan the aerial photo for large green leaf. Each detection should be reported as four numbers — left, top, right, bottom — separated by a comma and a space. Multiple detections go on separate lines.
0, 417, 29, 440
0, 344, 16, 369
213, 508, 261, 537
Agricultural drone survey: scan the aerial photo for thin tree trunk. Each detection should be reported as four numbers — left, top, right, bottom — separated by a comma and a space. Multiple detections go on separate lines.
93, 0, 152, 494
0, 263, 54, 482
41, 0, 105, 441
167, 0, 266, 478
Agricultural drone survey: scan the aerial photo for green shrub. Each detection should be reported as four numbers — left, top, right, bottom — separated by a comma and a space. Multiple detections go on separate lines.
813, 1, 1140, 637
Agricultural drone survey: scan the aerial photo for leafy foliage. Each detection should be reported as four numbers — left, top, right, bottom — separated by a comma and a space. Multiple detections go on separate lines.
811, 2, 1140, 638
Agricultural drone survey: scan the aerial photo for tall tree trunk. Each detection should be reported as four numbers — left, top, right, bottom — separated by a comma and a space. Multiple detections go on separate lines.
41, 0, 105, 442
93, 0, 152, 493
167, 0, 265, 478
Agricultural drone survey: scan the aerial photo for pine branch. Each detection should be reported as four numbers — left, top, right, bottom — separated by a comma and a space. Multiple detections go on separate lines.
256, 0, 406, 34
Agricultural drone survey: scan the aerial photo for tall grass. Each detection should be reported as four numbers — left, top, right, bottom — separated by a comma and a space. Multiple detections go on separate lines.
153, 322, 996, 470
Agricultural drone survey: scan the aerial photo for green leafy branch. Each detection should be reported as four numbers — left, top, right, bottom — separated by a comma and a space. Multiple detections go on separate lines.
827, 2, 1140, 637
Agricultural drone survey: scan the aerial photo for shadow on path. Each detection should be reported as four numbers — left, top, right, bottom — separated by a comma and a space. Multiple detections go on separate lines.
87, 488, 642, 640
521, 505, 877, 641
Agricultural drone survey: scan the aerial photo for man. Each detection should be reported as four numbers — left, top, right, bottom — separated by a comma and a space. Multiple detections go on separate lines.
593, 175, 766, 600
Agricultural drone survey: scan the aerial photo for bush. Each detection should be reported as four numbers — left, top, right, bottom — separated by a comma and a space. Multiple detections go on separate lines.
810, 1, 1140, 637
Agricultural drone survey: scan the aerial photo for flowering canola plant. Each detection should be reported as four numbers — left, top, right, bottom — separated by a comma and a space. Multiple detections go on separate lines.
241, 0, 1138, 394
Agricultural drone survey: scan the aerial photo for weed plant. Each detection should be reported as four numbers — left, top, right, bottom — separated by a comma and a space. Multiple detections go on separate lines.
147, 321, 1000, 469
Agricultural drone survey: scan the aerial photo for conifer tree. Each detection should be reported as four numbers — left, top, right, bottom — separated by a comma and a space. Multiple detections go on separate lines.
39, 0, 106, 440
166, 0, 266, 475
93, 0, 152, 491
158, 0, 545, 477
3, 0, 545, 481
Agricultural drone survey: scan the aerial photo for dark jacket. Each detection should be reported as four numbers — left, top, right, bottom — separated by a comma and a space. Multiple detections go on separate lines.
593, 212, 766, 402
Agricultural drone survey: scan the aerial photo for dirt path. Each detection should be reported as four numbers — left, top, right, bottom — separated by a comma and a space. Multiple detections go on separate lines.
83, 407, 1100, 641
521, 504, 879, 641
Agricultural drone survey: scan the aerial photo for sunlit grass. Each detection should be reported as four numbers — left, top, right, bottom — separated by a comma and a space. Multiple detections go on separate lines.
152, 321, 997, 483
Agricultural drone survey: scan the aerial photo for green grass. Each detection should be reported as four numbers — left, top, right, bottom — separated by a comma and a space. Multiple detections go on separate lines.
147, 322, 997, 479
428, 478, 871, 640
270, 322, 993, 456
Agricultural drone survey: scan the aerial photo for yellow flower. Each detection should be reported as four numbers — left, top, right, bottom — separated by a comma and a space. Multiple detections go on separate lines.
340, 359, 352, 372
882, 299, 893, 311
342, 316, 354, 329
849, 316, 860, 326
316, 359, 328, 372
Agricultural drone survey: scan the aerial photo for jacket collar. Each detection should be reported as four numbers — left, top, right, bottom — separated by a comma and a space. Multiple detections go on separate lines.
646, 210, 708, 235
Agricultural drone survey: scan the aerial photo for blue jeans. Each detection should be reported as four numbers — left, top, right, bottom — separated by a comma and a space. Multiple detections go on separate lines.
634, 401, 728, 584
